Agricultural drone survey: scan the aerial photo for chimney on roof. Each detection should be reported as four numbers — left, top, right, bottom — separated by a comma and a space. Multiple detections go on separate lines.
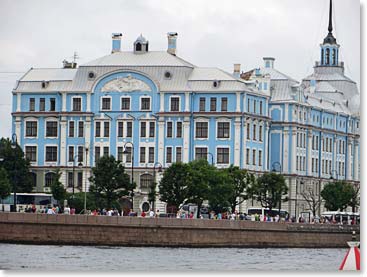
233, 64, 241, 78
167, 32, 178, 55
112, 33, 122, 53
263, 57, 275, 69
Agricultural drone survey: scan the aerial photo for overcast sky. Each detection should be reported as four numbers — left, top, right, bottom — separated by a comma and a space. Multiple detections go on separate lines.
0, 0, 361, 138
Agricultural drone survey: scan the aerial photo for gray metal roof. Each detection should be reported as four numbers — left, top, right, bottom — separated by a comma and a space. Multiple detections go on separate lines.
19, 68, 77, 81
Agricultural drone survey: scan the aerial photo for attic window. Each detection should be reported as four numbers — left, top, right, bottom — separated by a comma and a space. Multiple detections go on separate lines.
164, 71, 172, 79
41, 81, 49, 89
88, 71, 96, 80
136, 42, 142, 51
213, 80, 220, 88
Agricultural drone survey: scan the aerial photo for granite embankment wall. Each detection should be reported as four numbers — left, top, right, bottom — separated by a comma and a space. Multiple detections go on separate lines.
0, 213, 359, 248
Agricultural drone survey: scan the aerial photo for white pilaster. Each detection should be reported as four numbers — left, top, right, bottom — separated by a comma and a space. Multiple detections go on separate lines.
16, 93, 21, 112
307, 130, 312, 175
184, 92, 190, 112
264, 121, 269, 170
86, 92, 91, 112
85, 117, 91, 151
157, 120, 165, 164
159, 92, 164, 112
183, 118, 190, 162
236, 92, 241, 112
60, 118, 67, 166
233, 117, 241, 166
353, 141, 359, 181
62, 92, 67, 112
291, 129, 297, 174
283, 128, 289, 174
243, 118, 249, 168
284, 104, 289, 122
347, 140, 352, 180
15, 117, 21, 145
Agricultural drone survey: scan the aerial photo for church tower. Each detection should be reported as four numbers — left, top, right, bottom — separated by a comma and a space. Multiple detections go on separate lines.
319, 0, 340, 66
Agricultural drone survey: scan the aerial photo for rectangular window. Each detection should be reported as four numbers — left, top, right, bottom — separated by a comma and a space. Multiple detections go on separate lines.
167, 122, 173, 138
312, 158, 315, 172
45, 146, 57, 162
246, 148, 250, 165
50, 98, 55, 111
247, 99, 250, 112
252, 149, 256, 165
170, 97, 180, 112
25, 146, 37, 162
118, 122, 123, 137
68, 172, 74, 188
29, 98, 35, 111
73, 98, 82, 111
95, 122, 100, 137
26, 121, 37, 137
199, 97, 206, 112
217, 148, 229, 164
77, 172, 83, 188
149, 122, 155, 138
195, 147, 207, 160
253, 100, 257, 114
101, 97, 111, 110
140, 122, 146, 137
40, 98, 45, 111
103, 146, 109, 157
217, 122, 230, 138
141, 97, 151, 111
46, 121, 58, 137
78, 146, 83, 162
69, 121, 75, 137
68, 146, 74, 162
148, 147, 154, 163
140, 147, 146, 163
259, 125, 263, 142
125, 146, 132, 163
258, 150, 262, 166
126, 122, 132, 138
221, 97, 228, 112
259, 101, 263, 115
117, 147, 124, 162
176, 147, 182, 163
78, 121, 84, 137
322, 160, 324, 173
316, 158, 319, 173
253, 124, 257, 141
210, 98, 217, 112
296, 156, 299, 170
104, 122, 110, 137
196, 122, 208, 138
176, 122, 182, 138
121, 97, 130, 110
95, 146, 100, 161
246, 123, 250, 140
166, 147, 172, 163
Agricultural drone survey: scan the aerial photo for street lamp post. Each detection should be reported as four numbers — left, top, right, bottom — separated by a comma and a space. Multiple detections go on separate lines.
208, 152, 214, 165
84, 147, 89, 214
11, 133, 17, 212
123, 142, 134, 210
152, 162, 163, 211
71, 154, 82, 209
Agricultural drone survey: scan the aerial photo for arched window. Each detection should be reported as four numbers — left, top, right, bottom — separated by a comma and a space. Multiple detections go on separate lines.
136, 42, 142, 51
325, 48, 330, 65
321, 49, 324, 64
140, 173, 153, 189
332, 49, 336, 65
45, 172, 56, 187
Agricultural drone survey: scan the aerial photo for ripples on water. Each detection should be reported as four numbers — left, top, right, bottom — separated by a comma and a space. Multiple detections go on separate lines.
0, 243, 347, 271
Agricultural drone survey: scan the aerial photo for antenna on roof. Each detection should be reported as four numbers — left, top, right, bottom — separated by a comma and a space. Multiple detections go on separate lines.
63, 51, 79, 69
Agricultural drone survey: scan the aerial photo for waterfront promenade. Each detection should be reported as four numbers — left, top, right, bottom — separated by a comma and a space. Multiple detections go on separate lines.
0, 212, 359, 248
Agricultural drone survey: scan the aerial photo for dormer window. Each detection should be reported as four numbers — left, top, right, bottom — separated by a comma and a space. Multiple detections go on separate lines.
136, 43, 142, 51
134, 34, 149, 53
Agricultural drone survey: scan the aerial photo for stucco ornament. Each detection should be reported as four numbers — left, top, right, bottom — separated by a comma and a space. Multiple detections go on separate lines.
101, 74, 151, 92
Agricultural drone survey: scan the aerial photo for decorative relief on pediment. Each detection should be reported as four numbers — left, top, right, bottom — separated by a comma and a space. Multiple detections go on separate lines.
101, 74, 151, 92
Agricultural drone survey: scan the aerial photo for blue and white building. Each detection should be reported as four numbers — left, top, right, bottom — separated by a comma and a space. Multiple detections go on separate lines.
11, 1, 359, 215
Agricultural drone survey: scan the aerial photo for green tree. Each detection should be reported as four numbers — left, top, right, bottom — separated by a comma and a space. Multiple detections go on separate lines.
207, 170, 232, 214
159, 162, 190, 210
148, 181, 157, 211
50, 169, 66, 206
251, 172, 288, 213
89, 155, 133, 209
66, 192, 103, 214
349, 184, 360, 213
224, 165, 256, 213
0, 167, 11, 200
0, 138, 33, 192
321, 181, 355, 211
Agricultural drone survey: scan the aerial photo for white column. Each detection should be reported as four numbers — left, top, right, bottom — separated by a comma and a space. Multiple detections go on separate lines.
16, 93, 21, 112
307, 131, 312, 175
86, 92, 91, 112
85, 117, 91, 150
15, 117, 21, 144
233, 117, 241, 166
243, 118, 248, 168
184, 92, 190, 112
283, 128, 289, 174
353, 141, 359, 181
183, 117, 190, 162
291, 129, 297, 174
284, 104, 289, 122
157, 120, 165, 164
236, 92, 241, 112
264, 121, 269, 171
347, 141, 352, 180
60, 118, 67, 166
62, 92, 67, 112
159, 92, 164, 112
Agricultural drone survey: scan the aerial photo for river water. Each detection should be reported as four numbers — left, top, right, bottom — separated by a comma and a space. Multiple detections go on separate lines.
0, 243, 347, 271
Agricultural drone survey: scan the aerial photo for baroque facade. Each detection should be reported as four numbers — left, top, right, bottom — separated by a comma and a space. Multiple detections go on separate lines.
11, 2, 359, 216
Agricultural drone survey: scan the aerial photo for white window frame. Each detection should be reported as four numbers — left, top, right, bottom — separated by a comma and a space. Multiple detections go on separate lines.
165, 146, 173, 165
216, 119, 231, 140
44, 144, 58, 165
215, 146, 230, 167
169, 95, 181, 112
71, 96, 83, 112
120, 96, 131, 111
194, 145, 209, 161
100, 96, 112, 111
24, 144, 38, 164
140, 96, 152, 111
44, 118, 59, 138
166, 121, 173, 138
24, 117, 38, 138
194, 119, 209, 140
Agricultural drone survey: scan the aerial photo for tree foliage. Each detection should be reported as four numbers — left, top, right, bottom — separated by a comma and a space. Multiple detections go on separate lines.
50, 169, 67, 205
0, 167, 11, 200
159, 162, 190, 209
251, 172, 288, 212
0, 138, 33, 192
300, 183, 321, 216
321, 181, 355, 211
89, 155, 134, 209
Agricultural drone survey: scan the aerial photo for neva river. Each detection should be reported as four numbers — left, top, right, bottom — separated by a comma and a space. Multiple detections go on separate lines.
0, 243, 346, 271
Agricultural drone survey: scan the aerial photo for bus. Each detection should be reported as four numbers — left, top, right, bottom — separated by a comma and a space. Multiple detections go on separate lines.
247, 207, 289, 219
0, 193, 57, 212
321, 211, 360, 225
